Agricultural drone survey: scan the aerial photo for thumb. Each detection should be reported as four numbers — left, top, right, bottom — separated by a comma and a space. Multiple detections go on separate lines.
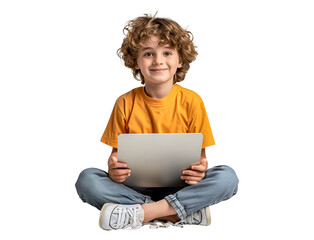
200, 158, 207, 166
111, 155, 118, 163
109, 155, 118, 166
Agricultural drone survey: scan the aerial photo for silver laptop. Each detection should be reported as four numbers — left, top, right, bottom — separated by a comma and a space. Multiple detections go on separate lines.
117, 133, 203, 187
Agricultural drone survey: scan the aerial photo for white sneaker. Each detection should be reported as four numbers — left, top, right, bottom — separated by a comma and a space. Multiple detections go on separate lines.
178, 206, 211, 226
99, 203, 144, 230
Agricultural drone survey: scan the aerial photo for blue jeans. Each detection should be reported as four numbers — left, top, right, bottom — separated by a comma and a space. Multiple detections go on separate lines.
75, 165, 239, 219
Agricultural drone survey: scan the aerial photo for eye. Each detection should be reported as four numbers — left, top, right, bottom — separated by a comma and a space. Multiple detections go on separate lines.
144, 52, 153, 57
164, 52, 172, 56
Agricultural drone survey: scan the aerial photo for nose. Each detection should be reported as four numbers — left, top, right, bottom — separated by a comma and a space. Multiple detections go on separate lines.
153, 53, 163, 66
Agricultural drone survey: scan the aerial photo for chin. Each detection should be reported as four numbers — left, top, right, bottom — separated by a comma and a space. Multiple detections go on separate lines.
146, 78, 173, 84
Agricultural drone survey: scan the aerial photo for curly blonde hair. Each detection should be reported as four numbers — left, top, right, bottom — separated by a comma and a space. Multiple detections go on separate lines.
117, 14, 198, 84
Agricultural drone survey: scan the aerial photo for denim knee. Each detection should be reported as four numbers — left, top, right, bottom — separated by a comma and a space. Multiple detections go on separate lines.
207, 165, 239, 199
75, 168, 107, 202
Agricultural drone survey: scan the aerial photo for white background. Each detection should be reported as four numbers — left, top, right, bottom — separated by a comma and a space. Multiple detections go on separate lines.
1, 0, 313, 239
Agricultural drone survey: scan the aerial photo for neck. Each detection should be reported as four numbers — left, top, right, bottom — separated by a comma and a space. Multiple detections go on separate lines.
144, 81, 174, 99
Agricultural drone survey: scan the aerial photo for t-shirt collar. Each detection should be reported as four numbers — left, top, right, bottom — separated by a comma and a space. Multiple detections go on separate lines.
141, 84, 179, 107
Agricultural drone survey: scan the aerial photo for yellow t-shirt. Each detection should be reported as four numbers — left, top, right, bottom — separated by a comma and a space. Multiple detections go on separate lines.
101, 84, 215, 149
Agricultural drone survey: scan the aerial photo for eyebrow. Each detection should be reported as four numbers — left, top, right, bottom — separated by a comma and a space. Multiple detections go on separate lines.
141, 46, 173, 51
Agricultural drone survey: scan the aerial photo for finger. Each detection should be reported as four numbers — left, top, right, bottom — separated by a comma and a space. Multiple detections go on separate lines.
201, 158, 208, 169
111, 175, 128, 183
200, 158, 207, 166
112, 155, 118, 163
191, 158, 207, 169
191, 164, 207, 172
182, 170, 204, 177
110, 161, 128, 169
111, 168, 131, 176
185, 180, 198, 185
116, 173, 131, 181
181, 175, 202, 182
109, 155, 118, 165
108, 155, 117, 166
109, 172, 130, 183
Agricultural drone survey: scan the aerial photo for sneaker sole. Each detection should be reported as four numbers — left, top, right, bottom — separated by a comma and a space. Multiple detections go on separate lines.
99, 203, 115, 229
205, 206, 211, 226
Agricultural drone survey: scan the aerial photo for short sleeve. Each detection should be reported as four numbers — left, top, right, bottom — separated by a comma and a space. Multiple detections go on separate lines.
100, 97, 126, 148
188, 97, 215, 148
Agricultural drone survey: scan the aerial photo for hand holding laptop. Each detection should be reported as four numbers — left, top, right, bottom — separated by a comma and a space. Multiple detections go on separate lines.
108, 151, 131, 183
108, 148, 207, 186
181, 157, 208, 185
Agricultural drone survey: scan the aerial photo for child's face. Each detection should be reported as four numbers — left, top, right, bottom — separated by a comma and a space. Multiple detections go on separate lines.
136, 36, 182, 85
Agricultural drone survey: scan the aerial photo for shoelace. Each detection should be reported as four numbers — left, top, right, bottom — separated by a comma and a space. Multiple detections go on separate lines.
146, 220, 184, 229
115, 207, 142, 229
146, 210, 202, 229
180, 210, 202, 224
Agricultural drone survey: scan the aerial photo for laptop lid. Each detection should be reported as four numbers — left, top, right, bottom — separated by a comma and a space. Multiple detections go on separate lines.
117, 133, 203, 187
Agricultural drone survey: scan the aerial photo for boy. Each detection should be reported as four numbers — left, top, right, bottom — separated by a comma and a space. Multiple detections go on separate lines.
75, 14, 239, 230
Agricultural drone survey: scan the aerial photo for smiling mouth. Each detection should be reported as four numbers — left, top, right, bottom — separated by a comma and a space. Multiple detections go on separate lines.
150, 68, 168, 72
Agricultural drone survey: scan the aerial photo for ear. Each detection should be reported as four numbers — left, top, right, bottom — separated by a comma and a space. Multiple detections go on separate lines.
177, 57, 183, 68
